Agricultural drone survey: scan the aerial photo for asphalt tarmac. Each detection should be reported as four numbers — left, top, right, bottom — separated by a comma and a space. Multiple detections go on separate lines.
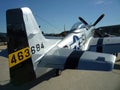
0, 46, 120, 90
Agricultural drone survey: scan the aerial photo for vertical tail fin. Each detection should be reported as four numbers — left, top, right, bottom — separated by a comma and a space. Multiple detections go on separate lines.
7, 7, 59, 85
6, 7, 41, 85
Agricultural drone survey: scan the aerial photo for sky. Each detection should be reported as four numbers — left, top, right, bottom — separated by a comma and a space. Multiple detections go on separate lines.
0, 0, 120, 33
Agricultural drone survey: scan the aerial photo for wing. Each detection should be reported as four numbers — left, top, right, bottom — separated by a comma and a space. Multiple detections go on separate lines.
38, 48, 116, 71
88, 37, 120, 54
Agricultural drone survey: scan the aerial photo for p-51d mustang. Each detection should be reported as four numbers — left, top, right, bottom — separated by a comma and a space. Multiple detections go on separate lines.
7, 7, 120, 85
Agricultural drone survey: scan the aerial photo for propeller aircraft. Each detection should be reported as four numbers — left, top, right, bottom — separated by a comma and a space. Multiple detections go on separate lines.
6, 7, 120, 85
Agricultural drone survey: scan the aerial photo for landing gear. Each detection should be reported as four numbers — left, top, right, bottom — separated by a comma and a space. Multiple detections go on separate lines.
55, 69, 62, 76
113, 53, 118, 57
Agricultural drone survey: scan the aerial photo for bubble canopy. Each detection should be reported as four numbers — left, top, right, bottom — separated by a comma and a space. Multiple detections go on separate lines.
70, 22, 85, 32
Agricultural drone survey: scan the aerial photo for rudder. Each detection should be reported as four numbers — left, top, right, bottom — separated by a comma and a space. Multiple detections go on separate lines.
7, 8, 36, 85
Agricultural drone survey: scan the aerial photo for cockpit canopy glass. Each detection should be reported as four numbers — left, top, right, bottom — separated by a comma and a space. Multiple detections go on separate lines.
70, 22, 85, 32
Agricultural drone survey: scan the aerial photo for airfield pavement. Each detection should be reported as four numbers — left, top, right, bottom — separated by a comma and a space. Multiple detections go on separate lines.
0, 45, 120, 90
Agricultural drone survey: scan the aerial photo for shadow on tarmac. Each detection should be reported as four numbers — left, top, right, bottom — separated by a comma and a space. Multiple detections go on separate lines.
0, 69, 57, 90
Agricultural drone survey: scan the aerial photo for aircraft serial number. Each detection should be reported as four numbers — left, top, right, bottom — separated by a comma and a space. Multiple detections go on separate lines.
9, 47, 31, 68
31, 44, 40, 54
30, 43, 44, 54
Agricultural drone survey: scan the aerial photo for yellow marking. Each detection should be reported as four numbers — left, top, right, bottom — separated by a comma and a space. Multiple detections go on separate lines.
9, 47, 31, 68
